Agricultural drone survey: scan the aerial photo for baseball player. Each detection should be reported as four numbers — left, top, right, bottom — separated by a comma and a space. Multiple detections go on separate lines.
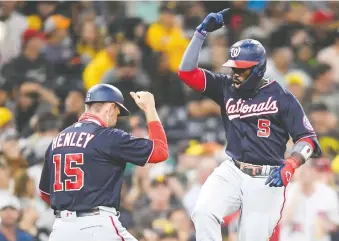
38, 84, 169, 241
178, 9, 322, 241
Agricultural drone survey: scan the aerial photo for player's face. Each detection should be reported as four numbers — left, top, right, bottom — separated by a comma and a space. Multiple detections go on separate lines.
231, 67, 253, 89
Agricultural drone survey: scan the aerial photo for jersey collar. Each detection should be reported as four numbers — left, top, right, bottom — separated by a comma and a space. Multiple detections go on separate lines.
78, 113, 107, 127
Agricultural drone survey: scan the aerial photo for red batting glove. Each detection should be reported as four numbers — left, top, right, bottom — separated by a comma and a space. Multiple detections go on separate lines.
280, 157, 299, 186
265, 157, 300, 187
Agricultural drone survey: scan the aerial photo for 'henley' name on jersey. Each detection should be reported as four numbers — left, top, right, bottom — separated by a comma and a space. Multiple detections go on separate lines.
225, 96, 278, 120
51, 132, 95, 150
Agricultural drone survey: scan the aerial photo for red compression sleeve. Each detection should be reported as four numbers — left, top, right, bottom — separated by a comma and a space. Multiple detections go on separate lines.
148, 121, 169, 163
39, 191, 50, 205
178, 67, 206, 92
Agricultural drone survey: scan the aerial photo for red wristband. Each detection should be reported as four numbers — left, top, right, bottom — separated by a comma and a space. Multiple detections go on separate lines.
285, 157, 300, 169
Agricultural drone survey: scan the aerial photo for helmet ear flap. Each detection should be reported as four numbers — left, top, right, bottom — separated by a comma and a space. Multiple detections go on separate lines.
252, 58, 266, 78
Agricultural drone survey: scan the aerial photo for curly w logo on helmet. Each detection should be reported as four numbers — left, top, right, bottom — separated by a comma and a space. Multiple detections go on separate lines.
230, 47, 241, 58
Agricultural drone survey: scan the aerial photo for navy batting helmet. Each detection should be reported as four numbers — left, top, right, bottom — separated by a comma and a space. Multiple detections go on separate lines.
223, 39, 267, 93
85, 84, 130, 116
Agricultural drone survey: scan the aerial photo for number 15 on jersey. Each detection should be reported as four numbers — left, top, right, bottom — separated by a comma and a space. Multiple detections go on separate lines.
53, 153, 85, 192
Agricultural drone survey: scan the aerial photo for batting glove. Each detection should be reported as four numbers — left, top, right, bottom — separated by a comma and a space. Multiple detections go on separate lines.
265, 157, 299, 187
196, 9, 231, 36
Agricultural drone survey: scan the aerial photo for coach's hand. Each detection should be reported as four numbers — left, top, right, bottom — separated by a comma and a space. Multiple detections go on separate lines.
130, 91, 155, 112
196, 8, 232, 35
265, 158, 299, 187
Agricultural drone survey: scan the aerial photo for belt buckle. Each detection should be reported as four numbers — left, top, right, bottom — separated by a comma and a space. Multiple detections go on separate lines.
239, 162, 262, 176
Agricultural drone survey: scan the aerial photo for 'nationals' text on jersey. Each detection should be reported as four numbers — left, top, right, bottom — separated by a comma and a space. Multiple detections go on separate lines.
201, 69, 316, 166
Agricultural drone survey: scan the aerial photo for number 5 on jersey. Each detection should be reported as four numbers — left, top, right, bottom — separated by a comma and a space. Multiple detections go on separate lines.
53, 153, 84, 192
257, 119, 271, 138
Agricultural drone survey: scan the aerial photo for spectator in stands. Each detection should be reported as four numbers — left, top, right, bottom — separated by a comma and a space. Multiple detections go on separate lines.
101, 42, 151, 113
175, 141, 204, 182
0, 107, 16, 142
21, 112, 60, 168
26, 1, 58, 31
13, 168, 53, 239
134, 175, 178, 229
59, 87, 86, 130
317, 29, 339, 83
292, 42, 318, 76
225, 1, 260, 44
183, 157, 218, 215
186, 98, 225, 143
285, 72, 307, 104
303, 64, 339, 118
308, 103, 339, 159
150, 52, 186, 108
268, 2, 310, 50
312, 157, 335, 186
63, 87, 85, 117
14, 81, 59, 137
157, 227, 180, 241
0, 76, 12, 108
2, 28, 56, 90
168, 207, 194, 241
145, 2, 189, 73
0, 1, 28, 68
265, 46, 293, 87
0, 195, 33, 241
77, 20, 104, 65
208, 28, 228, 73
280, 160, 339, 241
83, 31, 123, 90
13, 169, 34, 202
43, 14, 73, 65
0, 162, 12, 198
182, 2, 205, 38
309, 10, 335, 54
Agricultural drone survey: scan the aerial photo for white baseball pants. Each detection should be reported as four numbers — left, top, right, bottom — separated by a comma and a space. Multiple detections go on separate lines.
191, 159, 287, 241
49, 206, 136, 241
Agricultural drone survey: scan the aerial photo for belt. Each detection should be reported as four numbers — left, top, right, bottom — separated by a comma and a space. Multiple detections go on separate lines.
54, 207, 100, 218
232, 159, 278, 177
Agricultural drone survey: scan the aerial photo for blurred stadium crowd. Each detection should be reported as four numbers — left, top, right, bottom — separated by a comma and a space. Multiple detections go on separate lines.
1, 1, 339, 241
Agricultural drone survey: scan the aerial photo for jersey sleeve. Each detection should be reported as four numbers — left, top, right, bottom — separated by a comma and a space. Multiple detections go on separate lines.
280, 91, 316, 141
39, 144, 51, 195
201, 69, 225, 104
280, 90, 321, 156
106, 129, 154, 166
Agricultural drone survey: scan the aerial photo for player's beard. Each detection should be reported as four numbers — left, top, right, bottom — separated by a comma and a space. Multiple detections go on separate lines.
231, 68, 253, 89
232, 76, 243, 89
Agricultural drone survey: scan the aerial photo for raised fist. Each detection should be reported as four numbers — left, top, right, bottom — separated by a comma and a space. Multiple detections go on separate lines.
130, 91, 155, 112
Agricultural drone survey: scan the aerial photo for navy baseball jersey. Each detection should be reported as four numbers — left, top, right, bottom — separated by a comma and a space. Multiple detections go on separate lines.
39, 119, 154, 211
201, 70, 317, 166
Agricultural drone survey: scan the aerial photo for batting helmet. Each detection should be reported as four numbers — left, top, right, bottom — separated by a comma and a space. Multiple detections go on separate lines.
85, 84, 130, 116
223, 39, 267, 93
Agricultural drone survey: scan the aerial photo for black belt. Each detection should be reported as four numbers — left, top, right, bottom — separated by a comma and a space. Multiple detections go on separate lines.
54, 207, 100, 218
232, 159, 277, 177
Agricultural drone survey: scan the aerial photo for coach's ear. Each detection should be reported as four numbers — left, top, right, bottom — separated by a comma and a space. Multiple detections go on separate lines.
108, 103, 117, 117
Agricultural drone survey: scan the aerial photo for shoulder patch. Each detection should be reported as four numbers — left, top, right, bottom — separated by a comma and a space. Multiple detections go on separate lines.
303, 115, 314, 132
